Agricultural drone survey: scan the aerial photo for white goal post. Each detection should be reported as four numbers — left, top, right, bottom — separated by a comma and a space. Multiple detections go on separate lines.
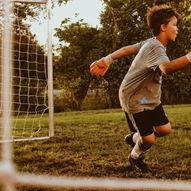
0, 0, 54, 142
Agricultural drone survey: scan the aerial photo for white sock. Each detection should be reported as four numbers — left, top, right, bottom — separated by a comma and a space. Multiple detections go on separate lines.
130, 139, 144, 159
132, 132, 140, 144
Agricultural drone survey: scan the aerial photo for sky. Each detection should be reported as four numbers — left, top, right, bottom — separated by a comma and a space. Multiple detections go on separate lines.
31, 0, 104, 45
53, 0, 103, 28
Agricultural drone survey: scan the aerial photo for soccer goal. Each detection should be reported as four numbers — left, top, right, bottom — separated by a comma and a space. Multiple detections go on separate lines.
0, 0, 54, 142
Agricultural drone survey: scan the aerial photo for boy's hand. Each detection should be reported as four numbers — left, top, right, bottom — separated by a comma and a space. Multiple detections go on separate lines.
90, 55, 113, 76
90, 58, 109, 76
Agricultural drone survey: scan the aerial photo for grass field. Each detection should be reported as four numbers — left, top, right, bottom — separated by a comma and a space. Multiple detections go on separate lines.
2, 104, 191, 190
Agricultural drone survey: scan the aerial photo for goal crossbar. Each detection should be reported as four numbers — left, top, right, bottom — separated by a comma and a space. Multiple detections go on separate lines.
0, 168, 190, 191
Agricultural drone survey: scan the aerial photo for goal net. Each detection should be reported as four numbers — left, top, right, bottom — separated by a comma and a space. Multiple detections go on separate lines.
0, 0, 54, 142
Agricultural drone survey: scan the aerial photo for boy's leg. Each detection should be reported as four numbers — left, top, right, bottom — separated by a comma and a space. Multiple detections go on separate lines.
127, 110, 155, 173
125, 132, 140, 147
128, 104, 171, 172
124, 112, 140, 147
129, 133, 155, 173
131, 133, 155, 159
152, 104, 171, 137
125, 112, 137, 132
154, 123, 171, 137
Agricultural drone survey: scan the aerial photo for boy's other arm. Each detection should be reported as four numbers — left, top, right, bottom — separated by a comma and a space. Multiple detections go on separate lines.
159, 53, 191, 75
90, 45, 139, 76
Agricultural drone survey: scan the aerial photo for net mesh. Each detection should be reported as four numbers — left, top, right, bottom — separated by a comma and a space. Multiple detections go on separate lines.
0, 1, 49, 141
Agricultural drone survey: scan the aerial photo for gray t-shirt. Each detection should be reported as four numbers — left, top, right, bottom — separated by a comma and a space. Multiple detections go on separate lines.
119, 37, 170, 113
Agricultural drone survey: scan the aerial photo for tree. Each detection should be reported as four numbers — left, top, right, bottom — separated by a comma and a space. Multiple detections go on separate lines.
100, 0, 191, 106
54, 20, 104, 110
99, 0, 153, 107
162, 0, 191, 104
53, 0, 191, 110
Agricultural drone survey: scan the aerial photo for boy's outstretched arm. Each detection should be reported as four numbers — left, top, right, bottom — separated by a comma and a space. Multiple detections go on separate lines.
90, 45, 139, 76
159, 52, 191, 74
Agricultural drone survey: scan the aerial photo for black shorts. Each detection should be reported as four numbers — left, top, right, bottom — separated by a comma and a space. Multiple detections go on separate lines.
125, 104, 169, 136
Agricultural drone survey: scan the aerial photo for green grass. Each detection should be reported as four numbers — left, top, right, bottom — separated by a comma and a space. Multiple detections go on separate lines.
2, 105, 191, 190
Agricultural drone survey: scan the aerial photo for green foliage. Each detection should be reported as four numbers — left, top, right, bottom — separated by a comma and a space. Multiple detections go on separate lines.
54, 0, 191, 110
99, 0, 152, 107
54, 80, 89, 112
162, 70, 191, 104
54, 20, 107, 110
81, 79, 111, 110
100, 0, 191, 106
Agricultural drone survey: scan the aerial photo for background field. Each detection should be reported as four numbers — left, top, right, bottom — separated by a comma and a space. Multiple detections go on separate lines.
10, 104, 191, 190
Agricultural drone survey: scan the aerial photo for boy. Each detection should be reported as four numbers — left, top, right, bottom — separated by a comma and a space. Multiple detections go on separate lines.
90, 4, 191, 173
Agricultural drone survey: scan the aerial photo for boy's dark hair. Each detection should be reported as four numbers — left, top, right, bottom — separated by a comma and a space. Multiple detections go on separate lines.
147, 5, 180, 36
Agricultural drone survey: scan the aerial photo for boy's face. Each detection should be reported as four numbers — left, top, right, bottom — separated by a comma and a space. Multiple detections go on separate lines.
163, 16, 178, 42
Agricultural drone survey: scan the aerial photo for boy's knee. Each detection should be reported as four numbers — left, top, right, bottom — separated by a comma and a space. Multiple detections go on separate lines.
154, 123, 172, 137
141, 134, 156, 146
